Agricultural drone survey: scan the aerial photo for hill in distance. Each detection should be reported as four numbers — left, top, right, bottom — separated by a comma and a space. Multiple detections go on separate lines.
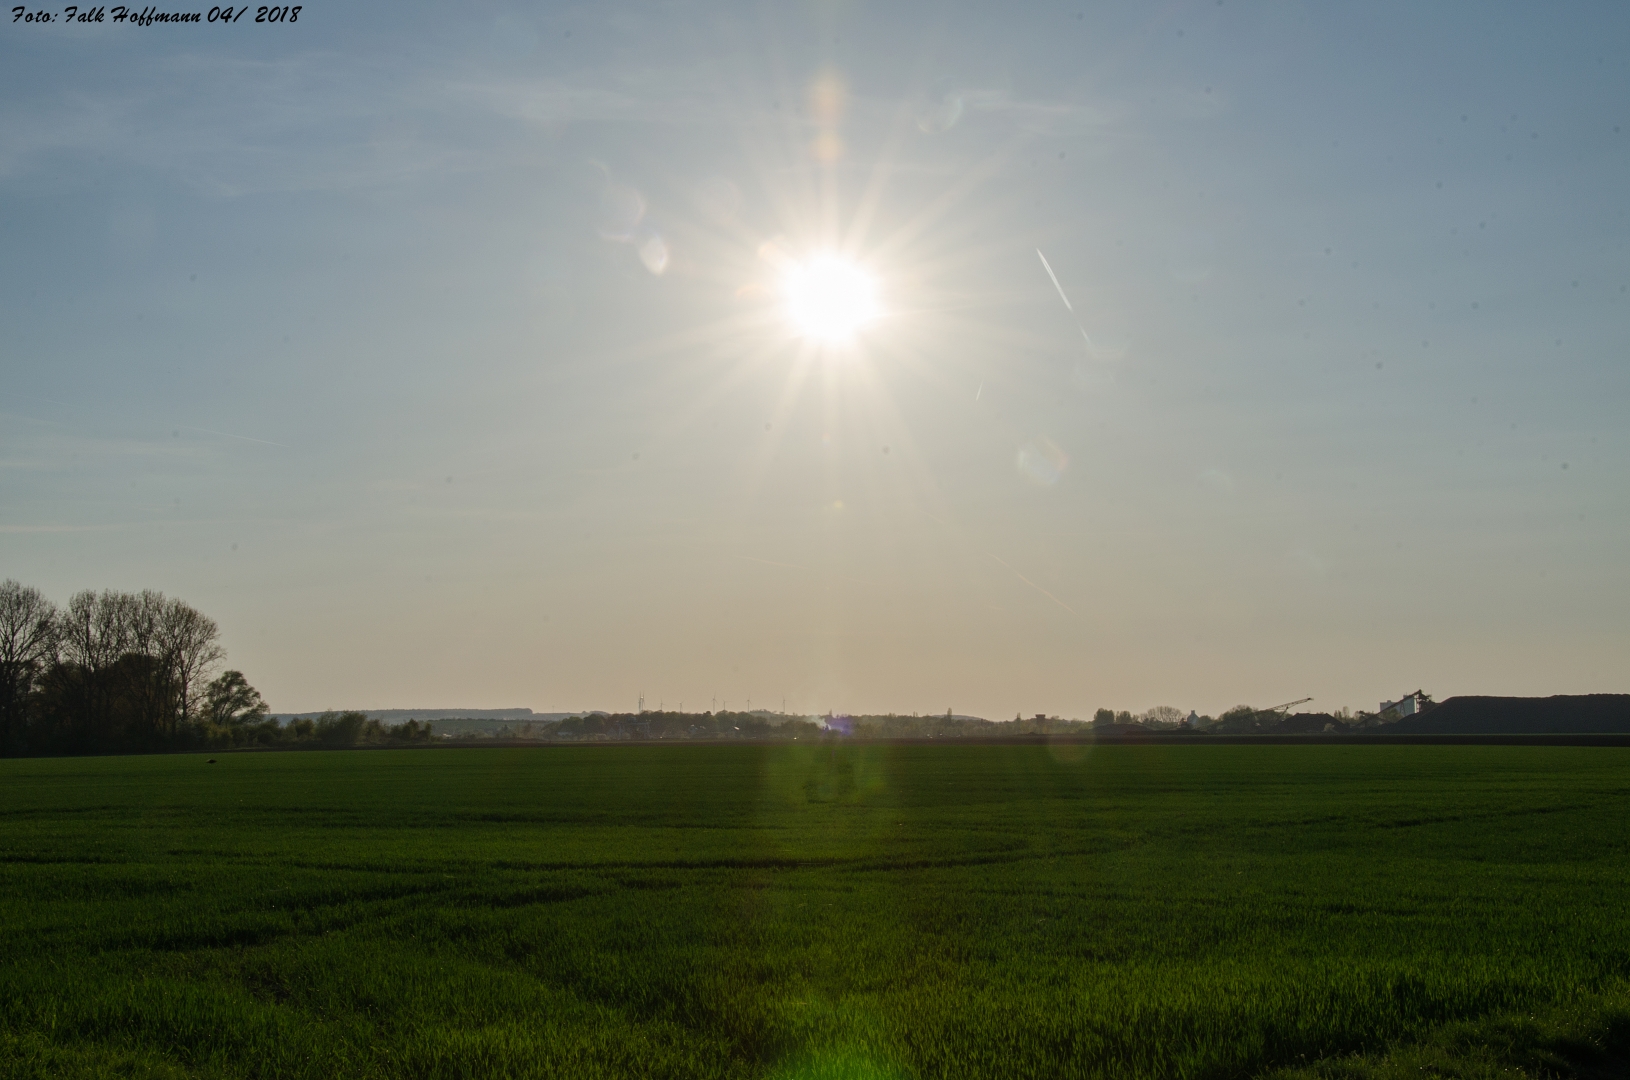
1390, 695, 1630, 735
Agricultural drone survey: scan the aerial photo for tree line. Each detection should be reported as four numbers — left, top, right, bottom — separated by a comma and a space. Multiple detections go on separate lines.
0, 580, 242, 755
549, 711, 825, 741
0, 579, 430, 757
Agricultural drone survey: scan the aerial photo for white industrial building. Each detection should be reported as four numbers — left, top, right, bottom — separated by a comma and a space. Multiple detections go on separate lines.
1379, 690, 1430, 718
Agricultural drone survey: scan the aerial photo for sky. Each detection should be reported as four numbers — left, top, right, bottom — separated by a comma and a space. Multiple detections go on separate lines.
3, 1, 1628, 720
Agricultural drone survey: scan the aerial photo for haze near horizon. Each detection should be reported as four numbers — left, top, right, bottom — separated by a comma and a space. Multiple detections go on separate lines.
3, 1, 1627, 719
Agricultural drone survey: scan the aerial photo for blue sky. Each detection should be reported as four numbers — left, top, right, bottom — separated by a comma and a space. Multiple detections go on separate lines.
3, 1, 1627, 718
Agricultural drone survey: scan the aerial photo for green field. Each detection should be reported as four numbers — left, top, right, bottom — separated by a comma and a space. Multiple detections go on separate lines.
3, 744, 1630, 1079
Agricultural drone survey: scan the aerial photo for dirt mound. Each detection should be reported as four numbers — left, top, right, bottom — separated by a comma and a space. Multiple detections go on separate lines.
1393, 695, 1630, 734
1086, 723, 1153, 737
1276, 712, 1349, 734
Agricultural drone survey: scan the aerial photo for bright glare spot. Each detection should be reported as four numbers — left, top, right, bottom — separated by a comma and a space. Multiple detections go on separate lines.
637, 233, 669, 276
783, 255, 879, 344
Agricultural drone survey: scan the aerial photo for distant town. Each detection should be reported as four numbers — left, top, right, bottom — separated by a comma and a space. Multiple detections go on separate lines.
5, 582, 1627, 759
274, 693, 1630, 743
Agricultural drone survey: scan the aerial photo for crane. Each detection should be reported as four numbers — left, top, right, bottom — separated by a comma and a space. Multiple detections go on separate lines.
1261, 697, 1313, 714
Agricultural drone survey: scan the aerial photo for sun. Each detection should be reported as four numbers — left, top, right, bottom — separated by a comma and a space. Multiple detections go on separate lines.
782, 254, 880, 345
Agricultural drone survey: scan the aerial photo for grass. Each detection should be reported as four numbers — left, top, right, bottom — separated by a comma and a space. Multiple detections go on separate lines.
3, 743, 1630, 1078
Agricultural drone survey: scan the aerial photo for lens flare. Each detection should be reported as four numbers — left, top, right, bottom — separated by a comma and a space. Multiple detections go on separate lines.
782, 254, 880, 345
1017, 437, 1068, 486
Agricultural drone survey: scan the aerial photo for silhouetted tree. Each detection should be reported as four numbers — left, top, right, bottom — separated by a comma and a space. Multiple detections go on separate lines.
11, 586, 231, 754
53, 590, 134, 750
315, 711, 371, 747
204, 670, 268, 727
160, 600, 223, 734
1143, 706, 1185, 729
121, 591, 180, 743
0, 581, 57, 756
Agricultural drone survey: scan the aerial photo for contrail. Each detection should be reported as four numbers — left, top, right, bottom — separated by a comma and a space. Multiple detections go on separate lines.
1038, 249, 1102, 353
1036, 249, 1073, 312
185, 426, 291, 448
988, 552, 1076, 615
975, 381, 983, 401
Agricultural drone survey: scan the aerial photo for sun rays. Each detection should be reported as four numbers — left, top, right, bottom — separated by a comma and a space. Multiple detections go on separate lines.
573, 63, 1109, 618
780, 253, 881, 346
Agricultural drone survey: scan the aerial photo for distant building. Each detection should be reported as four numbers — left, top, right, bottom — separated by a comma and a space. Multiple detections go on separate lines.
1379, 690, 1430, 718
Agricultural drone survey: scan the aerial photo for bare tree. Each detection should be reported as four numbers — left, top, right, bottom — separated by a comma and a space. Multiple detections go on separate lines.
53, 590, 225, 740
160, 598, 223, 733
57, 589, 132, 674
0, 581, 58, 755
124, 591, 175, 740
8, 585, 234, 753
54, 590, 134, 746
1142, 705, 1186, 729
